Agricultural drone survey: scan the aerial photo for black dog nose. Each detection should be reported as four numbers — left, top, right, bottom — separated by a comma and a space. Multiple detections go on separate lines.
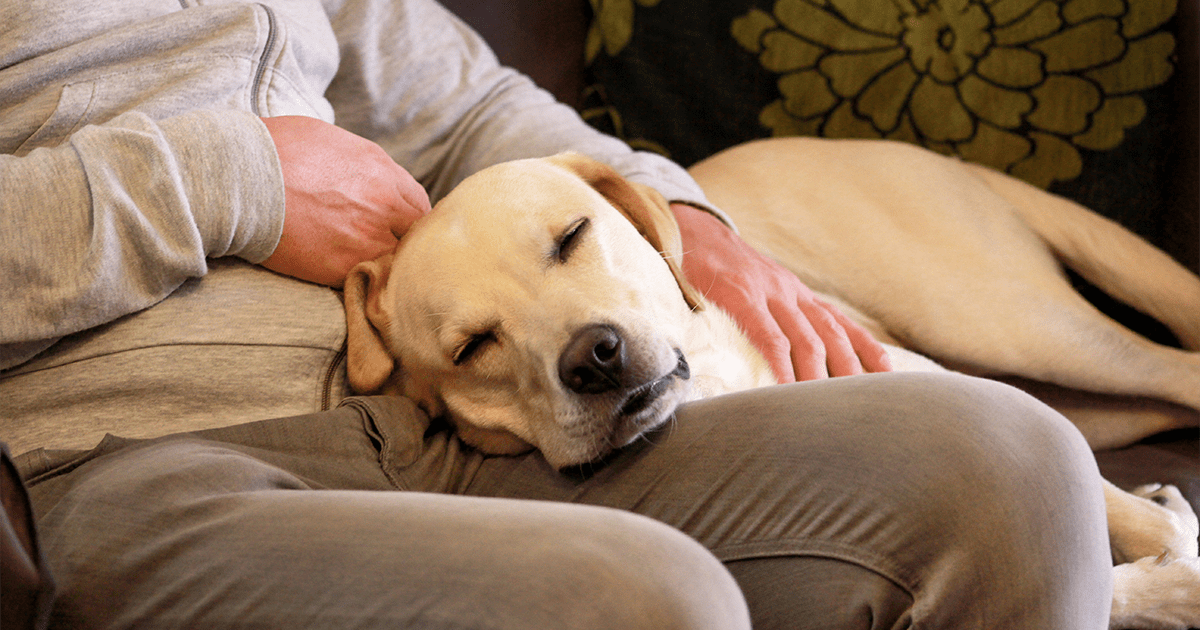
559, 325, 625, 394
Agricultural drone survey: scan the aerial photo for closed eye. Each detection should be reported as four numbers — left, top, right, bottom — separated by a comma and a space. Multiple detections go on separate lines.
555, 217, 590, 263
453, 331, 497, 366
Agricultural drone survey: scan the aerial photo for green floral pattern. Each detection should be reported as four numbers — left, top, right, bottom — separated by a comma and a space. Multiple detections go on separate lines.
732, 0, 1177, 187
586, 0, 663, 64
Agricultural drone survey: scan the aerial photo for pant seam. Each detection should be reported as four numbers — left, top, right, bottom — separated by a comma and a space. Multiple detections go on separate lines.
711, 538, 920, 597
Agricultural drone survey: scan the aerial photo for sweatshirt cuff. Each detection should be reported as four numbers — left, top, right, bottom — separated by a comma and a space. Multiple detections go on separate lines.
158, 110, 285, 264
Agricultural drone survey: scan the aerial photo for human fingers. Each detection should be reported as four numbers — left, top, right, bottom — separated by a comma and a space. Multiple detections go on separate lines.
740, 298, 807, 384
820, 297, 894, 373
384, 160, 432, 238
793, 297, 866, 378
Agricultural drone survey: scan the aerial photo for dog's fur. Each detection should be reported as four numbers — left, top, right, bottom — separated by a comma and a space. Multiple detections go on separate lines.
689, 138, 1200, 452
344, 154, 775, 467
344, 147, 1199, 629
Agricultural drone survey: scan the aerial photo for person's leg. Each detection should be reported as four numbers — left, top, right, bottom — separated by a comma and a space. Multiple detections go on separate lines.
24, 373, 1113, 629
464, 373, 1113, 629
23, 401, 749, 630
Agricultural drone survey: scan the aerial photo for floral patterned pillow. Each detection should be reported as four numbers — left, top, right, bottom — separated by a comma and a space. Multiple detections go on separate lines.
582, 0, 1181, 228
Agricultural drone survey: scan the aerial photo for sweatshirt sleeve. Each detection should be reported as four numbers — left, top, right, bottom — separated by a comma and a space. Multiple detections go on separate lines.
0, 109, 285, 370
321, 0, 730, 223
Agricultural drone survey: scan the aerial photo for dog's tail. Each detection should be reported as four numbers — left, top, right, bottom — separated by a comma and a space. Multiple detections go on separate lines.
965, 163, 1200, 352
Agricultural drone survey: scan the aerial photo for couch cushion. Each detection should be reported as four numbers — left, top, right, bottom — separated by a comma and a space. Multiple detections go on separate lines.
581, 0, 1198, 274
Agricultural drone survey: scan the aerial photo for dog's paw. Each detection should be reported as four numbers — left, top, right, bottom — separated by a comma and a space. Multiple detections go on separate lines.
1132, 485, 1198, 523
1111, 484, 1199, 563
1110, 555, 1200, 630
1131, 484, 1200, 557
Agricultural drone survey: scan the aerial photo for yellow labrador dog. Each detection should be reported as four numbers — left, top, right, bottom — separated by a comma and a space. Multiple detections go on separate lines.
344, 149, 1199, 629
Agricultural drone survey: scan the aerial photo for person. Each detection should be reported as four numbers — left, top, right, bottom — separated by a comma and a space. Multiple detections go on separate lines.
0, 0, 1113, 628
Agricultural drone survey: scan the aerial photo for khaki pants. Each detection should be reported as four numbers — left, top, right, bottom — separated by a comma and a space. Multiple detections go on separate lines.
19, 373, 1111, 629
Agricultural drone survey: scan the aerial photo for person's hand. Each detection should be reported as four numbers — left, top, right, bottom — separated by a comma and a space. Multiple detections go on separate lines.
260, 116, 431, 287
671, 203, 892, 382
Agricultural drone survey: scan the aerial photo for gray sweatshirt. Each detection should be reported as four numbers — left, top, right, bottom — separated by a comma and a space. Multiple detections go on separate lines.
0, 0, 713, 455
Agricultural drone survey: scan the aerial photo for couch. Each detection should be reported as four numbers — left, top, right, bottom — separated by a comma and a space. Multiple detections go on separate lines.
439, 0, 1199, 514
4, 0, 1197, 627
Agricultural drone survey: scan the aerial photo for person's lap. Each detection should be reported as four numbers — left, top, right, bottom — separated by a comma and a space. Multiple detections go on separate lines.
20, 372, 1112, 629
465, 373, 1113, 629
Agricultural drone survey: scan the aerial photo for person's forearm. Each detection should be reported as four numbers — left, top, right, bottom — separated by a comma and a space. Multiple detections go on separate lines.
0, 110, 283, 369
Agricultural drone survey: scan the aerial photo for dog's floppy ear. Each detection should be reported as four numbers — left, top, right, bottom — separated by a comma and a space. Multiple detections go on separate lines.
343, 253, 397, 393
547, 153, 706, 311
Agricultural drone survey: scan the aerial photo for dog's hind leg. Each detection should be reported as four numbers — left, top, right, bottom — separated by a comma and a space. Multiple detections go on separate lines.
849, 236, 1200, 444
996, 376, 1200, 450
975, 286, 1200, 418
960, 165, 1200, 438
965, 163, 1200, 352
1106, 479, 1198, 564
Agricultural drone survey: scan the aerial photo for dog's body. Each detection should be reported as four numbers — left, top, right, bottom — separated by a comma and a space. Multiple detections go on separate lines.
689, 137, 1200, 452
345, 147, 1200, 629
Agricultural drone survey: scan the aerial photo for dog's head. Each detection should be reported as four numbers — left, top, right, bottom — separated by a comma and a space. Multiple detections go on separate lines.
344, 154, 706, 468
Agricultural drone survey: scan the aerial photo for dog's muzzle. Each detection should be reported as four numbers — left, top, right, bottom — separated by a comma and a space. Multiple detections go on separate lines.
557, 326, 691, 466
618, 350, 690, 417
558, 324, 690, 395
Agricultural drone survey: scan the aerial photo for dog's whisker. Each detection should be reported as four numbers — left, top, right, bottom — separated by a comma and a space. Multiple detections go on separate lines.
654, 415, 679, 445
427, 310, 454, 335
658, 248, 681, 262
669, 245, 716, 312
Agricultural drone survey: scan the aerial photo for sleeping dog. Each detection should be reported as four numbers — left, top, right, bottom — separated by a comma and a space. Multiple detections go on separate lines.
343, 149, 1199, 629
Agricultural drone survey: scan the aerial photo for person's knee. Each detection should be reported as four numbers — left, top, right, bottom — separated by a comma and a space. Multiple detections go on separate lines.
914, 374, 1101, 500
533, 509, 751, 630
928, 373, 1091, 454
887, 374, 1103, 517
